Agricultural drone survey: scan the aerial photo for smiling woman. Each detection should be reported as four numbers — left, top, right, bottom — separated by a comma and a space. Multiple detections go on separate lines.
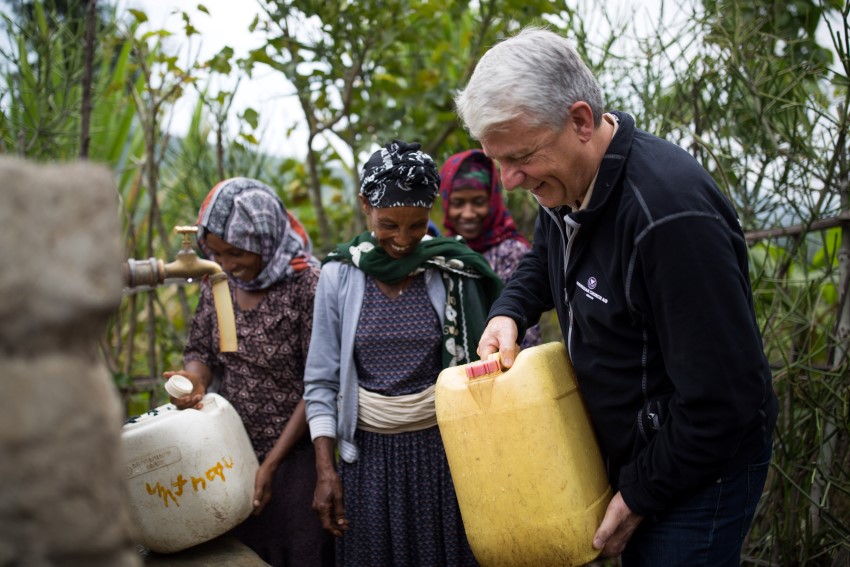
162, 177, 332, 566
439, 149, 542, 348
203, 233, 263, 281
303, 140, 504, 567
363, 205, 431, 258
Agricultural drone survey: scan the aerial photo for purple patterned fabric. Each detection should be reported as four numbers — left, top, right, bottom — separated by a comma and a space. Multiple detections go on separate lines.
337, 275, 478, 566
483, 238, 542, 347
183, 268, 318, 461
354, 274, 441, 396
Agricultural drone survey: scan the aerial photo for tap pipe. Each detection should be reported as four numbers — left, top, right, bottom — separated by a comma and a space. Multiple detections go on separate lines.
122, 257, 166, 288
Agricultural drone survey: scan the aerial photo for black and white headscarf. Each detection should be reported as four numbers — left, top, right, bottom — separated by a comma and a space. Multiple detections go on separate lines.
360, 140, 440, 208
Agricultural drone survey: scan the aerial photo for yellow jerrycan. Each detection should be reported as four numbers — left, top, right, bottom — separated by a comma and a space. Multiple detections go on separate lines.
436, 342, 612, 567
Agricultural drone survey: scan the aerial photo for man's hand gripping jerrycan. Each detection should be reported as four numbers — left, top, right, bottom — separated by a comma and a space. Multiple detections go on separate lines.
436, 342, 612, 567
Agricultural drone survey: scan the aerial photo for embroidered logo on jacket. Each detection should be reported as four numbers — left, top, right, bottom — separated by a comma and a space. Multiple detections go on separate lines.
576, 277, 609, 303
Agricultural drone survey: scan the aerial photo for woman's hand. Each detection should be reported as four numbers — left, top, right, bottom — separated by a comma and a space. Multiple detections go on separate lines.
162, 368, 207, 409
312, 436, 348, 537
252, 460, 275, 515
313, 468, 348, 537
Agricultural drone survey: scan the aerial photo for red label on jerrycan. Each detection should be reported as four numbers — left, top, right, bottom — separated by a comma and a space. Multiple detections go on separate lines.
435, 342, 612, 567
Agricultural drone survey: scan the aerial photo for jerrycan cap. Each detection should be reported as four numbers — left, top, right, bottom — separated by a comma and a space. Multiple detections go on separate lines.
164, 374, 194, 398
465, 353, 503, 379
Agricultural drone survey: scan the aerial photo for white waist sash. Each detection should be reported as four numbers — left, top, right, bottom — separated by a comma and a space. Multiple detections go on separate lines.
357, 384, 437, 434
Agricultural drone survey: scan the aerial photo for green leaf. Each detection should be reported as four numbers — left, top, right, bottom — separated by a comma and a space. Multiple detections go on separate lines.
241, 107, 260, 130
128, 9, 149, 23
240, 132, 259, 145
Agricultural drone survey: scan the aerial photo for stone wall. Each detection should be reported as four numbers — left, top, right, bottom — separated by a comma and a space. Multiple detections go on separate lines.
0, 157, 141, 566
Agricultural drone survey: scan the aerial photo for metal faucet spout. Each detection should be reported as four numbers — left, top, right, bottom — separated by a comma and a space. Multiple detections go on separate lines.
121, 225, 238, 352
123, 226, 221, 287
162, 248, 222, 280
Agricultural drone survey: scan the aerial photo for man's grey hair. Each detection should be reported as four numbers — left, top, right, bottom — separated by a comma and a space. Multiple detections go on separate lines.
455, 26, 605, 140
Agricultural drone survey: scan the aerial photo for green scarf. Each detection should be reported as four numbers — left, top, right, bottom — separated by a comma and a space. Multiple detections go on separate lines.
323, 232, 504, 368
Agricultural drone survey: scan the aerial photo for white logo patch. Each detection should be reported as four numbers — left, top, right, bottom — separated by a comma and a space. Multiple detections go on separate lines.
576, 279, 609, 303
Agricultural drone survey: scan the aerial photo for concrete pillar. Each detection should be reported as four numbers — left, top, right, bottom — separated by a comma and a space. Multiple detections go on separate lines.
0, 157, 141, 567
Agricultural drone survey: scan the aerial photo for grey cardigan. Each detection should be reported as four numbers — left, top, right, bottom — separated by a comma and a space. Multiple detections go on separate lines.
303, 261, 447, 463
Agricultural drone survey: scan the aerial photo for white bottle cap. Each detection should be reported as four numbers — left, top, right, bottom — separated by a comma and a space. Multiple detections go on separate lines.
164, 374, 194, 398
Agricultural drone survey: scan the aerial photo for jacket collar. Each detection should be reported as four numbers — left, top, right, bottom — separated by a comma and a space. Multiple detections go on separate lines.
544, 110, 635, 225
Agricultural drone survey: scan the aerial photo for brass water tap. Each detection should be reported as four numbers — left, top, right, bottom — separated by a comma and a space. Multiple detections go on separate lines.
163, 226, 223, 281
122, 225, 237, 352
123, 226, 224, 288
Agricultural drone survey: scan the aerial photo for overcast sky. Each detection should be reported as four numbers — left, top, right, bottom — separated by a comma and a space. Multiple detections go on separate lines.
123, 0, 303, 157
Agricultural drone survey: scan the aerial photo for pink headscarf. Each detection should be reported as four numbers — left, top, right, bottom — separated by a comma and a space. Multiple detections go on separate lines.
439, 149, 528, 253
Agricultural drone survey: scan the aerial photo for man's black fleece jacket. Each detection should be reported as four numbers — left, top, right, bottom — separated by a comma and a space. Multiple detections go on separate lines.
490, 111, 778, 517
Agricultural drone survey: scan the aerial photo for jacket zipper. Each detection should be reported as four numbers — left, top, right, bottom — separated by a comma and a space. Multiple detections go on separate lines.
544, 207, 580, 359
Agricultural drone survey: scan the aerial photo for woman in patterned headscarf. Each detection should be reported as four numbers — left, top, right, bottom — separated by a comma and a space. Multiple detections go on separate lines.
440, 149, 542, 347
304, 141, 502, 567
163, 177, 333, 567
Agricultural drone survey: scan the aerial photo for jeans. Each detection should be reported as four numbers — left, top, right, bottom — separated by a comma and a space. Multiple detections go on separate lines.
621, 443, 772, 567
